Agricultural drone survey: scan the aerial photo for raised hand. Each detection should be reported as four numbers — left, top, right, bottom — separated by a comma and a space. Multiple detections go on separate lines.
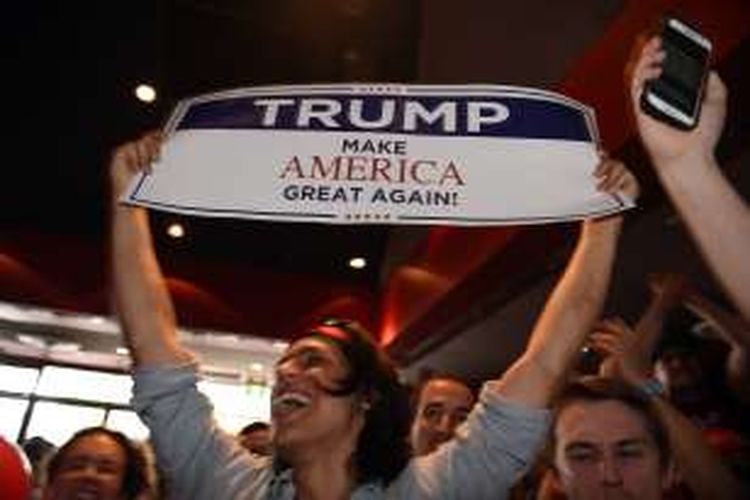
647, 272, 692, 308
109, 131, 162, 201
629, 36, 727, 172
589, 317, 652, 385
593, 155, 640, 202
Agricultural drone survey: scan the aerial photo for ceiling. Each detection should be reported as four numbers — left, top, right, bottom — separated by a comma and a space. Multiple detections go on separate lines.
3, 0, 750, 376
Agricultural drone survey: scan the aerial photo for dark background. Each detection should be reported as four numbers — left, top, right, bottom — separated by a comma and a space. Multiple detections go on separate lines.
2, 0, 749, 380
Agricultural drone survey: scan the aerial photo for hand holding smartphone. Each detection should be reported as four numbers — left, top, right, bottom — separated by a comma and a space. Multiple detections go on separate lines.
640, 17, 712, 130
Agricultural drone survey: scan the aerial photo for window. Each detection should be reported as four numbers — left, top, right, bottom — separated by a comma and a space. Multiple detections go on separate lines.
25, 401, 106, 446
0, 397, 29, 441
106, 409, 150, 441
0, 362, 272, 443
36, 366, 132, 405
199, 380, 271, 434
0, 365, 39, 393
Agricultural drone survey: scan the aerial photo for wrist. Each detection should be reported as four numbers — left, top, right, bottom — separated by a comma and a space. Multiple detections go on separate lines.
584, 214, 623, 235
654, 150, 717, 182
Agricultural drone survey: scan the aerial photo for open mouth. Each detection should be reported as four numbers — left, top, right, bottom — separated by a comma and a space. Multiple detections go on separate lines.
71, 486, 101, 500
272, 392, 312, 417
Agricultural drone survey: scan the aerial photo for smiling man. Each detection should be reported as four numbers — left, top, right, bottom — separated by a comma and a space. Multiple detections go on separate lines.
410, 376, 476, 456
42, 427, 150, 500
111, 132, 637, 499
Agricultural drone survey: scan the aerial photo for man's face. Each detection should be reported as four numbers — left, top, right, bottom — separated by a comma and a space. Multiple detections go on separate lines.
410, 378, 475, 456
239, 428, 272, 456
272, 337, 365, 457
553, 399, 666, 500
45, 433, 127, 500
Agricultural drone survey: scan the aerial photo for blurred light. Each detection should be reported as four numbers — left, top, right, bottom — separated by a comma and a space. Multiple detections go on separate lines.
250, 363, 263, 372
134, 84, 157, 103
167, 222, 185, 239
116, 347, 130, 356
348, 257, 366, 269
17, 334, 46, 349
272, 341, 289, 351
50, 342, 81, 353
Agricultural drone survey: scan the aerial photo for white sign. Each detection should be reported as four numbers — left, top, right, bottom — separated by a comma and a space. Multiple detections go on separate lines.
123, 84, 632, 225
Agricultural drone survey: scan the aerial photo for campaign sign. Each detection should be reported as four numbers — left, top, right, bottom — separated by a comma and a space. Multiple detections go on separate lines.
123, 84, 632, 225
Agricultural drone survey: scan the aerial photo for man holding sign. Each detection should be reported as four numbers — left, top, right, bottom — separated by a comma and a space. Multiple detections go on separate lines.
123, 85, 629, 226
112, 126, 637, 499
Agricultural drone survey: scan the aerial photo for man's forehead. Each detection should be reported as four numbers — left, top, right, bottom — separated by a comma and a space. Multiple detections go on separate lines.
286, 336, 339, 355
277, 336, 348, 367
66, 440, 126, 463
421, 379, 474, 404
556, 399, 652, 442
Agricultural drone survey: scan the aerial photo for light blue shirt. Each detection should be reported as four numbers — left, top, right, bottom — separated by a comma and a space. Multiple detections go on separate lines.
132, 364, 550, 499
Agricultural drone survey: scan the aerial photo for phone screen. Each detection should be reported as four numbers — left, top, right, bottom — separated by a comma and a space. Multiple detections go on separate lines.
659, 23, 709, 114
643, 18, 711, 128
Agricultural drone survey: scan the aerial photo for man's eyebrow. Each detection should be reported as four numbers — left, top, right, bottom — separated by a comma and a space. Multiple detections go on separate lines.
615, 438, 650, 448
96, 457, 120, 465
65, 454, 119, 463
275, 352, 292, 366
564, 441, 598, 453
276, 345, 331, 365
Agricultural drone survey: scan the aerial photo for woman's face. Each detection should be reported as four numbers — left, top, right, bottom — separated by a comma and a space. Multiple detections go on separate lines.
44, 433, 127, 500
272, 337, 365, 456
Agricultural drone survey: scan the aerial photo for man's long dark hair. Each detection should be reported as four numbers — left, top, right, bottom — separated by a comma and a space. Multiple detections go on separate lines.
307, 318, 412, 486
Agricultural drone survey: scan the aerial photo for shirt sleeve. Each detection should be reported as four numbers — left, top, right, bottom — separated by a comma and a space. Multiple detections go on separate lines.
131, 363, 272, 499
390, 380, 551, 500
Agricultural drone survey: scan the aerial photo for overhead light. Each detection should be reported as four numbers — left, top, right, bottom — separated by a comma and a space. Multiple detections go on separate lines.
50, 342, 81, 353
16, 334, 47, 349
134, 84, 157, 103
348, 257, 366, 269
166, 222, 185, 239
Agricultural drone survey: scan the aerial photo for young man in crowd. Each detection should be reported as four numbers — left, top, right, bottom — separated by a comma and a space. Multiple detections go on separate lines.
410, 375, 476, 456
238, 422, 273, 457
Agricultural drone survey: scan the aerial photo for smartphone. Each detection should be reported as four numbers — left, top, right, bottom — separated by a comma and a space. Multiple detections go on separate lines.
640, 17, 712, 130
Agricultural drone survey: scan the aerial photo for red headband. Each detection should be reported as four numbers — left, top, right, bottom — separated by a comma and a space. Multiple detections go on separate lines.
313, 324, 351, 342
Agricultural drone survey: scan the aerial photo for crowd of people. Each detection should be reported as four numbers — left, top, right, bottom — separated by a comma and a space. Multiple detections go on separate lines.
5, 31, 749, 500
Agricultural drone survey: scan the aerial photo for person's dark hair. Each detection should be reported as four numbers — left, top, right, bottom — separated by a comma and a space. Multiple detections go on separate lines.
303, 318, 412, 486
551, 377, 670, 467
239, 421, 270, 436
22, 436, 56, 465
46, 427, 150, 499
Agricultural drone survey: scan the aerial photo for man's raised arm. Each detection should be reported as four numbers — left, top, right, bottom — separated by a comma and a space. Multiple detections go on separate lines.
630, 36, 750, 322
110, 133, 193, 366
493, 158, 638, 407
